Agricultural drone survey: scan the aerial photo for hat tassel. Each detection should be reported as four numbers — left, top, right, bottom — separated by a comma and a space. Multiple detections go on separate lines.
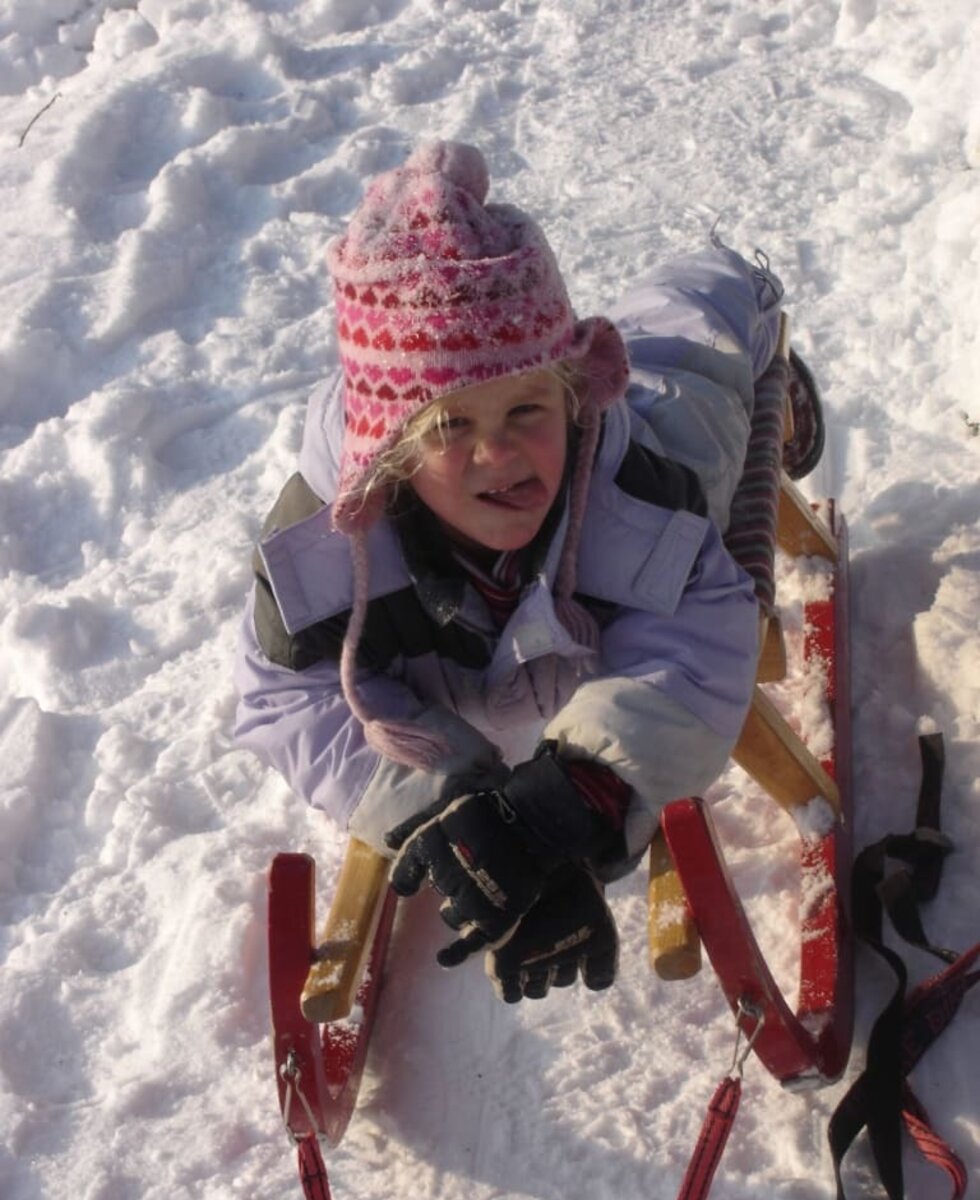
340, 530, 451, 772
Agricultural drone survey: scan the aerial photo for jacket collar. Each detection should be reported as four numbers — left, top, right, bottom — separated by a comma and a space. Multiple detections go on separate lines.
388, 481, 570, 627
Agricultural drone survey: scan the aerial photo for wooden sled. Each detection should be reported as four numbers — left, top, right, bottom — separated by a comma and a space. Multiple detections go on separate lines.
266, 317, 853, 1174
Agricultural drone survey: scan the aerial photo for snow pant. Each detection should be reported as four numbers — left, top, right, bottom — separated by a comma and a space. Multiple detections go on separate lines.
608, 240, 784, 531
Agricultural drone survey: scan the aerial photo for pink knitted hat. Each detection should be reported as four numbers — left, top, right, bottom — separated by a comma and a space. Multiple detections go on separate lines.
327, 140, 629, 532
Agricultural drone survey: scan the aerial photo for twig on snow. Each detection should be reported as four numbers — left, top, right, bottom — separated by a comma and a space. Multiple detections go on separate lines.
18, 93, 62, 147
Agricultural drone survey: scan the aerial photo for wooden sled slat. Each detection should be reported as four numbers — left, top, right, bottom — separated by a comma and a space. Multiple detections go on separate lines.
756, 611, 787, 684
268, 852, 397, 1147
301, 837, 391, 1025
648, 828, 702, 980
778, 471, 837, 560
732, 686, 840, 817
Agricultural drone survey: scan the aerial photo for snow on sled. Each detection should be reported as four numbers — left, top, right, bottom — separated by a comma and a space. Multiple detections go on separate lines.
266, 316, 854, 1194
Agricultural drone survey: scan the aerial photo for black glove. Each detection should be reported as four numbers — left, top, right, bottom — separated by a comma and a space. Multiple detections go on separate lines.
487, 865, 619, 1003
386, 743, 617, 967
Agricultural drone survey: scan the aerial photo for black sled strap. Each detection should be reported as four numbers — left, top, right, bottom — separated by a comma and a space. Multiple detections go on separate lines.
829, 734, 980, 1199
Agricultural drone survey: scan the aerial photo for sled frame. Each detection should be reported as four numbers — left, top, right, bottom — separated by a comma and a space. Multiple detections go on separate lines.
658, 503, 853, 1085
266, 318, 854, 1158
644, 313, 854, 1086
268, 847, 396, 1147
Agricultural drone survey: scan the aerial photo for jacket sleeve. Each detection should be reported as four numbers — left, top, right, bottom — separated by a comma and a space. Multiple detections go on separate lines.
544, 515, 759, 864
233, 595, 510, 852
544, 241, 775, 868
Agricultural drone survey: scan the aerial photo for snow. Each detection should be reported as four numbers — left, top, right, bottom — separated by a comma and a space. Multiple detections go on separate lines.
1, 0, 978, 1197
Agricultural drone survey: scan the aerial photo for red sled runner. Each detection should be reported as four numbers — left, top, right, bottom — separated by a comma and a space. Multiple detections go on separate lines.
652, 497, 852, 1088
268, 843, 397, 1198
266, 320, 859, 1198
647, 323, 854, 1094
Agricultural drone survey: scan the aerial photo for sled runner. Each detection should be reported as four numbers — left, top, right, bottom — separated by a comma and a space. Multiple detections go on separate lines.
265, 317, 855, 1196
648, 321, 854, 1089
267, 843, 396, 1195
651, 496, 852, 1085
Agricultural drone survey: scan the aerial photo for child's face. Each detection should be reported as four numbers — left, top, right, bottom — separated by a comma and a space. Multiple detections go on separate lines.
410, 369, 569, 555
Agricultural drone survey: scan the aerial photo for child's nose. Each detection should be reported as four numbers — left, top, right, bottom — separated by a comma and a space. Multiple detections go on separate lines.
473, 428, 516, 465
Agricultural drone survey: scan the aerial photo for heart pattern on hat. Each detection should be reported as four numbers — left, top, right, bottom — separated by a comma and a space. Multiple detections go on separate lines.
326, 141, 629, 532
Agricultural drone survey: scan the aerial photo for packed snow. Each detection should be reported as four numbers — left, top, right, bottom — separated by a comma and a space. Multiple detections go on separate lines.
1, 1, 978, 1197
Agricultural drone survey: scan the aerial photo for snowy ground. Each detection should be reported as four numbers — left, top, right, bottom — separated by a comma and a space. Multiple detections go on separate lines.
1, 1, 978, 1198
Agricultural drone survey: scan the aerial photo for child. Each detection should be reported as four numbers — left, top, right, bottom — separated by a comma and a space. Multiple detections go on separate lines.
234, 141, 783, 1001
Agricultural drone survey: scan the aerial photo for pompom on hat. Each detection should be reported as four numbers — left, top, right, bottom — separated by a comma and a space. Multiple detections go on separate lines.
327, 140, 629, 532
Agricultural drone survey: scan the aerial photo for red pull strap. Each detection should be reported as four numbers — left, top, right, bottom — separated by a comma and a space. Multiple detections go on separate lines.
297, 1136, 333, 1200
902, 1087, 968, 1199
676, 1076, 742, 1200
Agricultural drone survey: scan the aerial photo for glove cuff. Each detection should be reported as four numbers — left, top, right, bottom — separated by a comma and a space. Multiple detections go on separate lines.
502, 742, 618, 861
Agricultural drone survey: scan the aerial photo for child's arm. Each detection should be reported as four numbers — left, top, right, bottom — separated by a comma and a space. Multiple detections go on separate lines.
549, 509, 760, 874
541, 243, 777, 874
233, 593, 508, 851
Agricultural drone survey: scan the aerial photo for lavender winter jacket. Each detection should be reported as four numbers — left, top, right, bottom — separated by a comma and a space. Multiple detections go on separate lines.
234, 244, 779, 872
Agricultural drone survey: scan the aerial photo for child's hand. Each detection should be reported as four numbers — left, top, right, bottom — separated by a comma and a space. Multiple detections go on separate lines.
486, 865, 618, 1002
386, 789, 557, 967
385, 743, 619, 967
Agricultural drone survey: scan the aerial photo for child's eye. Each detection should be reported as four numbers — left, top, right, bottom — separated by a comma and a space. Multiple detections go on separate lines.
428, 413, 470, 443
508, 403, 544, 419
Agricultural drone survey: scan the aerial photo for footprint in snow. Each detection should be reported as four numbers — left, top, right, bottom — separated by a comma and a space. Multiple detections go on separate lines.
0, 699, 99, 908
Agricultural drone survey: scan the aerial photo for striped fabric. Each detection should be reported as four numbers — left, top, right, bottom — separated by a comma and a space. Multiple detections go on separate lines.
724, 354, 790, 612
455, 548, 523, 629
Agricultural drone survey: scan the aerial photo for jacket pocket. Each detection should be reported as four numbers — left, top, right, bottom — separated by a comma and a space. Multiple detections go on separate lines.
630, 509, 707, 616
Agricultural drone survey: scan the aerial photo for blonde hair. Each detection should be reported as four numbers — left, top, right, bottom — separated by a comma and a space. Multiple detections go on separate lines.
359, 362, 584, 506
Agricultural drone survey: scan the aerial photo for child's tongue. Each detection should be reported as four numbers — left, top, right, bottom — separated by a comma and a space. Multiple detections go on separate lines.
478, 478, 544, 510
